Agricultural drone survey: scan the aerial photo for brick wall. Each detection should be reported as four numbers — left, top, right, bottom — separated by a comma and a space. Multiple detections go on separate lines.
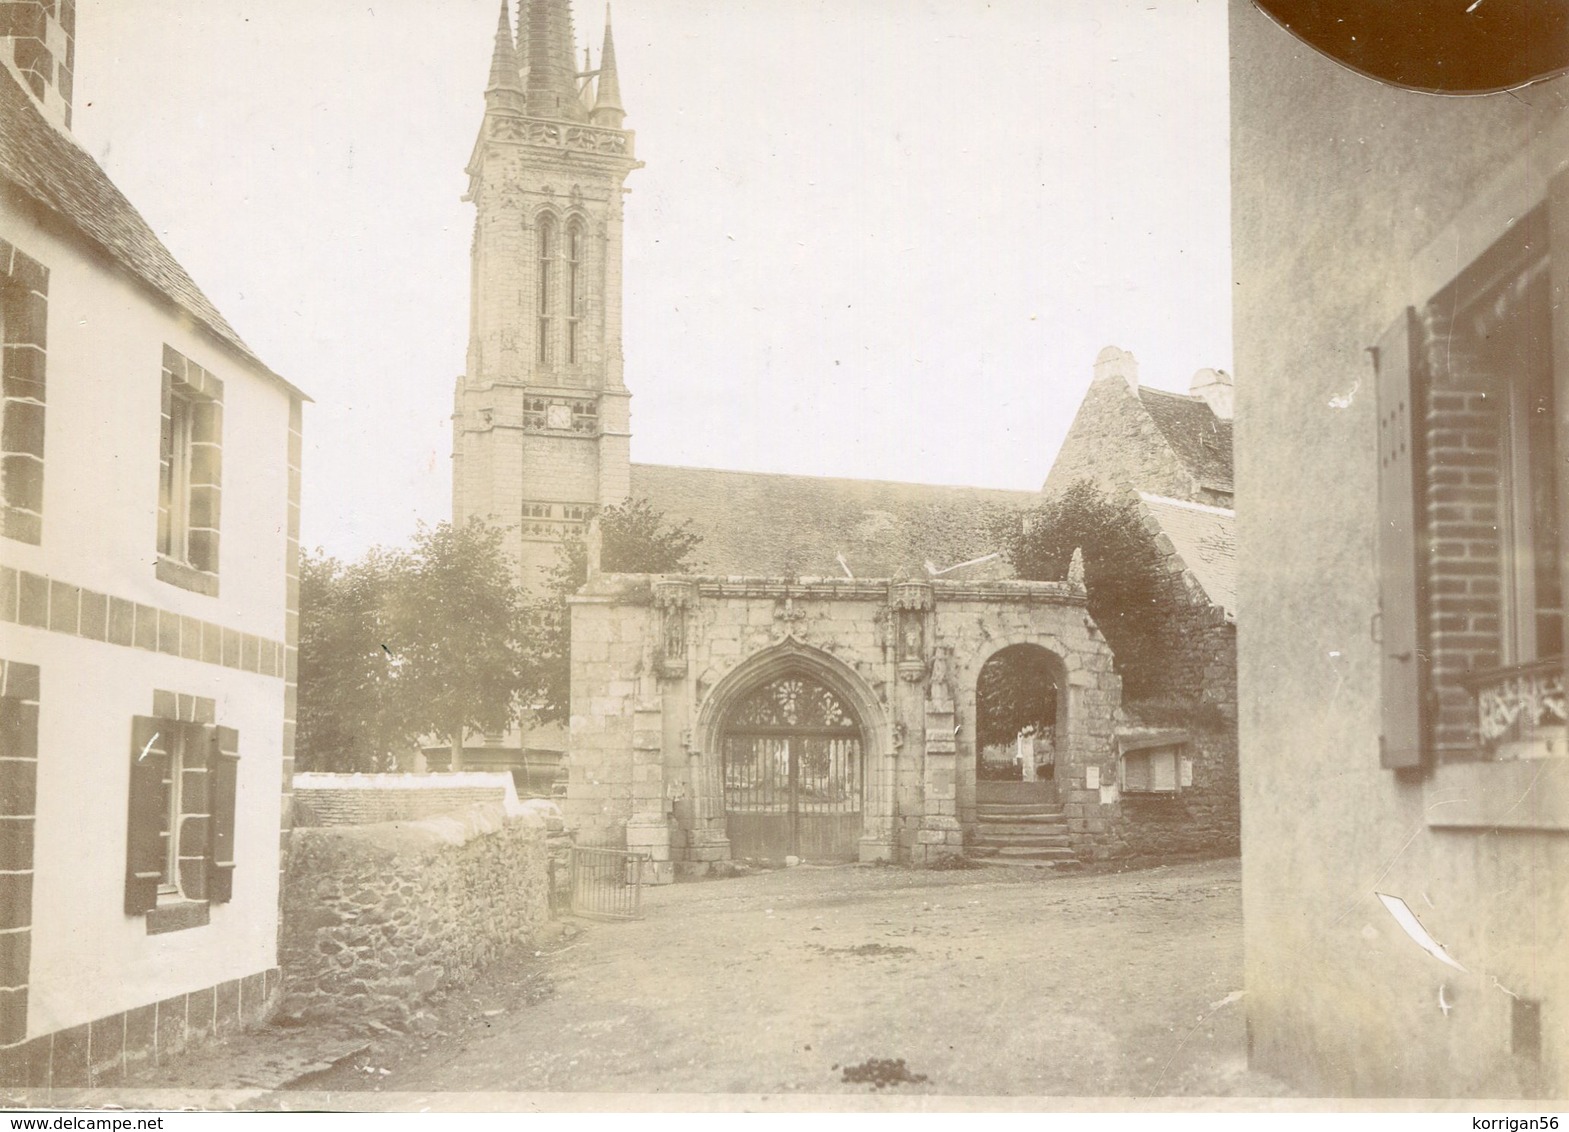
277, 804, 549, 1029
1417, 316, 1504, 758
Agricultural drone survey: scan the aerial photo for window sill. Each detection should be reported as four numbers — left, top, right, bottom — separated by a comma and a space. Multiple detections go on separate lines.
146, 898, 210, 935
156, 556, 219, 597
1424, 757, 1569, 832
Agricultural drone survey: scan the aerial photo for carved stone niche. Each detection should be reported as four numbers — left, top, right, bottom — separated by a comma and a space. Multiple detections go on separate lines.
653, 580, 696, 678
888, 581, 933, 682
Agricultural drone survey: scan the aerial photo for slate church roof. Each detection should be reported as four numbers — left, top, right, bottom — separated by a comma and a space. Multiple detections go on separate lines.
629, 462, 1037, 580
0, 68, 298, 394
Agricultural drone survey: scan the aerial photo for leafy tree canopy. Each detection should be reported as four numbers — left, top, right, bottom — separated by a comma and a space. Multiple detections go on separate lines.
975, 645, 1059, 751
297, 547, 405, 773
297, 519, 529, 772
528, 498, 703, 724
1001, 479, 1177, 701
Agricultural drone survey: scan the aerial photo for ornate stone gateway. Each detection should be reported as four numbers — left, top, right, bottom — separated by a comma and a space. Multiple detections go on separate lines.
565, 574, 1126, 880
721, 674, 864, 861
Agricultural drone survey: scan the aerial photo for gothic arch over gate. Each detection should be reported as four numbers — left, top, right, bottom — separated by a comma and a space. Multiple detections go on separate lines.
693, 639, 891, 861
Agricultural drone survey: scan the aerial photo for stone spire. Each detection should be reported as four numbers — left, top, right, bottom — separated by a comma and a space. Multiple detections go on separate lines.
486, 0, 525, 107
592, 4, 626, 128
579, 45, 598, 113
514, 0, 530, 87
524, 0, 587, 121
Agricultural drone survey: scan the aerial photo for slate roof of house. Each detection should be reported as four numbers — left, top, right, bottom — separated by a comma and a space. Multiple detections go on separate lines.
629, 462, 1037, 579
0, 69, 300, 396
1137, 387, 1233, 492
1138, 491, 1236, 616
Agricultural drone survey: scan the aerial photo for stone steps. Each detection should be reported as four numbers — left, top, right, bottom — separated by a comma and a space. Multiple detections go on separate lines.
970, 800, 1077, 862
992, 844, 1079, 861
972, 825, 1073, 843
976, 803, 1065, 817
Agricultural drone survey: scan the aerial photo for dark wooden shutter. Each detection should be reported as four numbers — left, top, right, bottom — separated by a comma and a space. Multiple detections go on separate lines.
125, 716, 165, 914
1374, 307, 1428, 768
207, 725, 239, 904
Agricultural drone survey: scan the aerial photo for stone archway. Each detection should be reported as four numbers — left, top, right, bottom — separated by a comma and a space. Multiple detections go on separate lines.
974, 643, 1065, 786
954, 631, 1087, 832
693, 638, 892, 863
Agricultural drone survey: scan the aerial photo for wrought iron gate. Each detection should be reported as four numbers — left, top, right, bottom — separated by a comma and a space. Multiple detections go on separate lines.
722, 674, 863, 860
568, 846, 646, 920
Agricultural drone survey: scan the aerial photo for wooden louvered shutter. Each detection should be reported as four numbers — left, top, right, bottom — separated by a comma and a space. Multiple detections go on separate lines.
125, 716, 165, 914
1374, 307, 1428, 769
207, 725, 239, 904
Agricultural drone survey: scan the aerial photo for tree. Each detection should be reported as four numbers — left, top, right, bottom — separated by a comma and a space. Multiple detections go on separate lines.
382, 519, 531, 770
1001, 479, 1177, 701
296, 520, 530, 772
527, 498, 702, 724
297, 547, 407, 773
975, 646, 1059, 751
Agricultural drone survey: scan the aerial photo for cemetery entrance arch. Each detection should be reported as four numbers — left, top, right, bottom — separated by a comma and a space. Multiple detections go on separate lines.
720, 671, 865, 861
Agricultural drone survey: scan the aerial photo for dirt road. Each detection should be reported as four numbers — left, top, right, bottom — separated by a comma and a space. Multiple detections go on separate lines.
259, 857, 1291, 1105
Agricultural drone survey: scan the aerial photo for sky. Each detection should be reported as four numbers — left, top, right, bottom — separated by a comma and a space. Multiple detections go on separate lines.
71, 0, 1232, 560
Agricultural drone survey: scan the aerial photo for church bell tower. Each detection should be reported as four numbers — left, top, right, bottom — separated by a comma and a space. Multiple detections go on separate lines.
453, 0, 640, 589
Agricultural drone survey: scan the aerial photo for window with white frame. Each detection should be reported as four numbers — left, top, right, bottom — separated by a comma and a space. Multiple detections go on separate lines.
155, 346, 223, 596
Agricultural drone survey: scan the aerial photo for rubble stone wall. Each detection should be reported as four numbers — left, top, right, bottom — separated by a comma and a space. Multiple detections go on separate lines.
1117, 724, 1240, 858
278, 804, 548, 1028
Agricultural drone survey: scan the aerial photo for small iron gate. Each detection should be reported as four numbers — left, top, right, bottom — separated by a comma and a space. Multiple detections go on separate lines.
568, 846, 647, 920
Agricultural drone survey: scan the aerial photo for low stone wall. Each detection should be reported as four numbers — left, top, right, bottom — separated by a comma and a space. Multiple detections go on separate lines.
292, 771, 523, 826
279, 803, 549, 1028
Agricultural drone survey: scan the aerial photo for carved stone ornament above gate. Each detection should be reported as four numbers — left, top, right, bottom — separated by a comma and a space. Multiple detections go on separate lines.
653, 580, 697, 609
888, 581, 934, 611
774, 596, 809, 632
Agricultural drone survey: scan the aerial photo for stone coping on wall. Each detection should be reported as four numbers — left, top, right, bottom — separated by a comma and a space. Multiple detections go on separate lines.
285, 802, 546, 857
573, 572, 1087, 606
291, 772, 559, 822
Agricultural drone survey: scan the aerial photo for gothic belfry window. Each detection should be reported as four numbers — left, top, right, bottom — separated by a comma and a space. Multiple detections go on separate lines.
536, 215, 556, 365
567, 221, 584, 365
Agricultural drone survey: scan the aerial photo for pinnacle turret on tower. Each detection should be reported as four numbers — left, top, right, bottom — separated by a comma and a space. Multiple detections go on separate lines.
486, 0, 525, 110
592, 5, 625, 128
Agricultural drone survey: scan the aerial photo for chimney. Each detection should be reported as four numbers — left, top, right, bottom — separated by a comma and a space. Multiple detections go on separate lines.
1190, 367, 1234, 420
1093, 345, 1138, 391
3, 0, 76, 131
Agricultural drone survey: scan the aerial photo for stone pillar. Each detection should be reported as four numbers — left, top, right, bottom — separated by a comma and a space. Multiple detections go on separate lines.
626, 696, 673, 884
887, 580, 961, 864
916, 698, 964, 864
684, 747, 732, 868
857, 714, 898, 863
